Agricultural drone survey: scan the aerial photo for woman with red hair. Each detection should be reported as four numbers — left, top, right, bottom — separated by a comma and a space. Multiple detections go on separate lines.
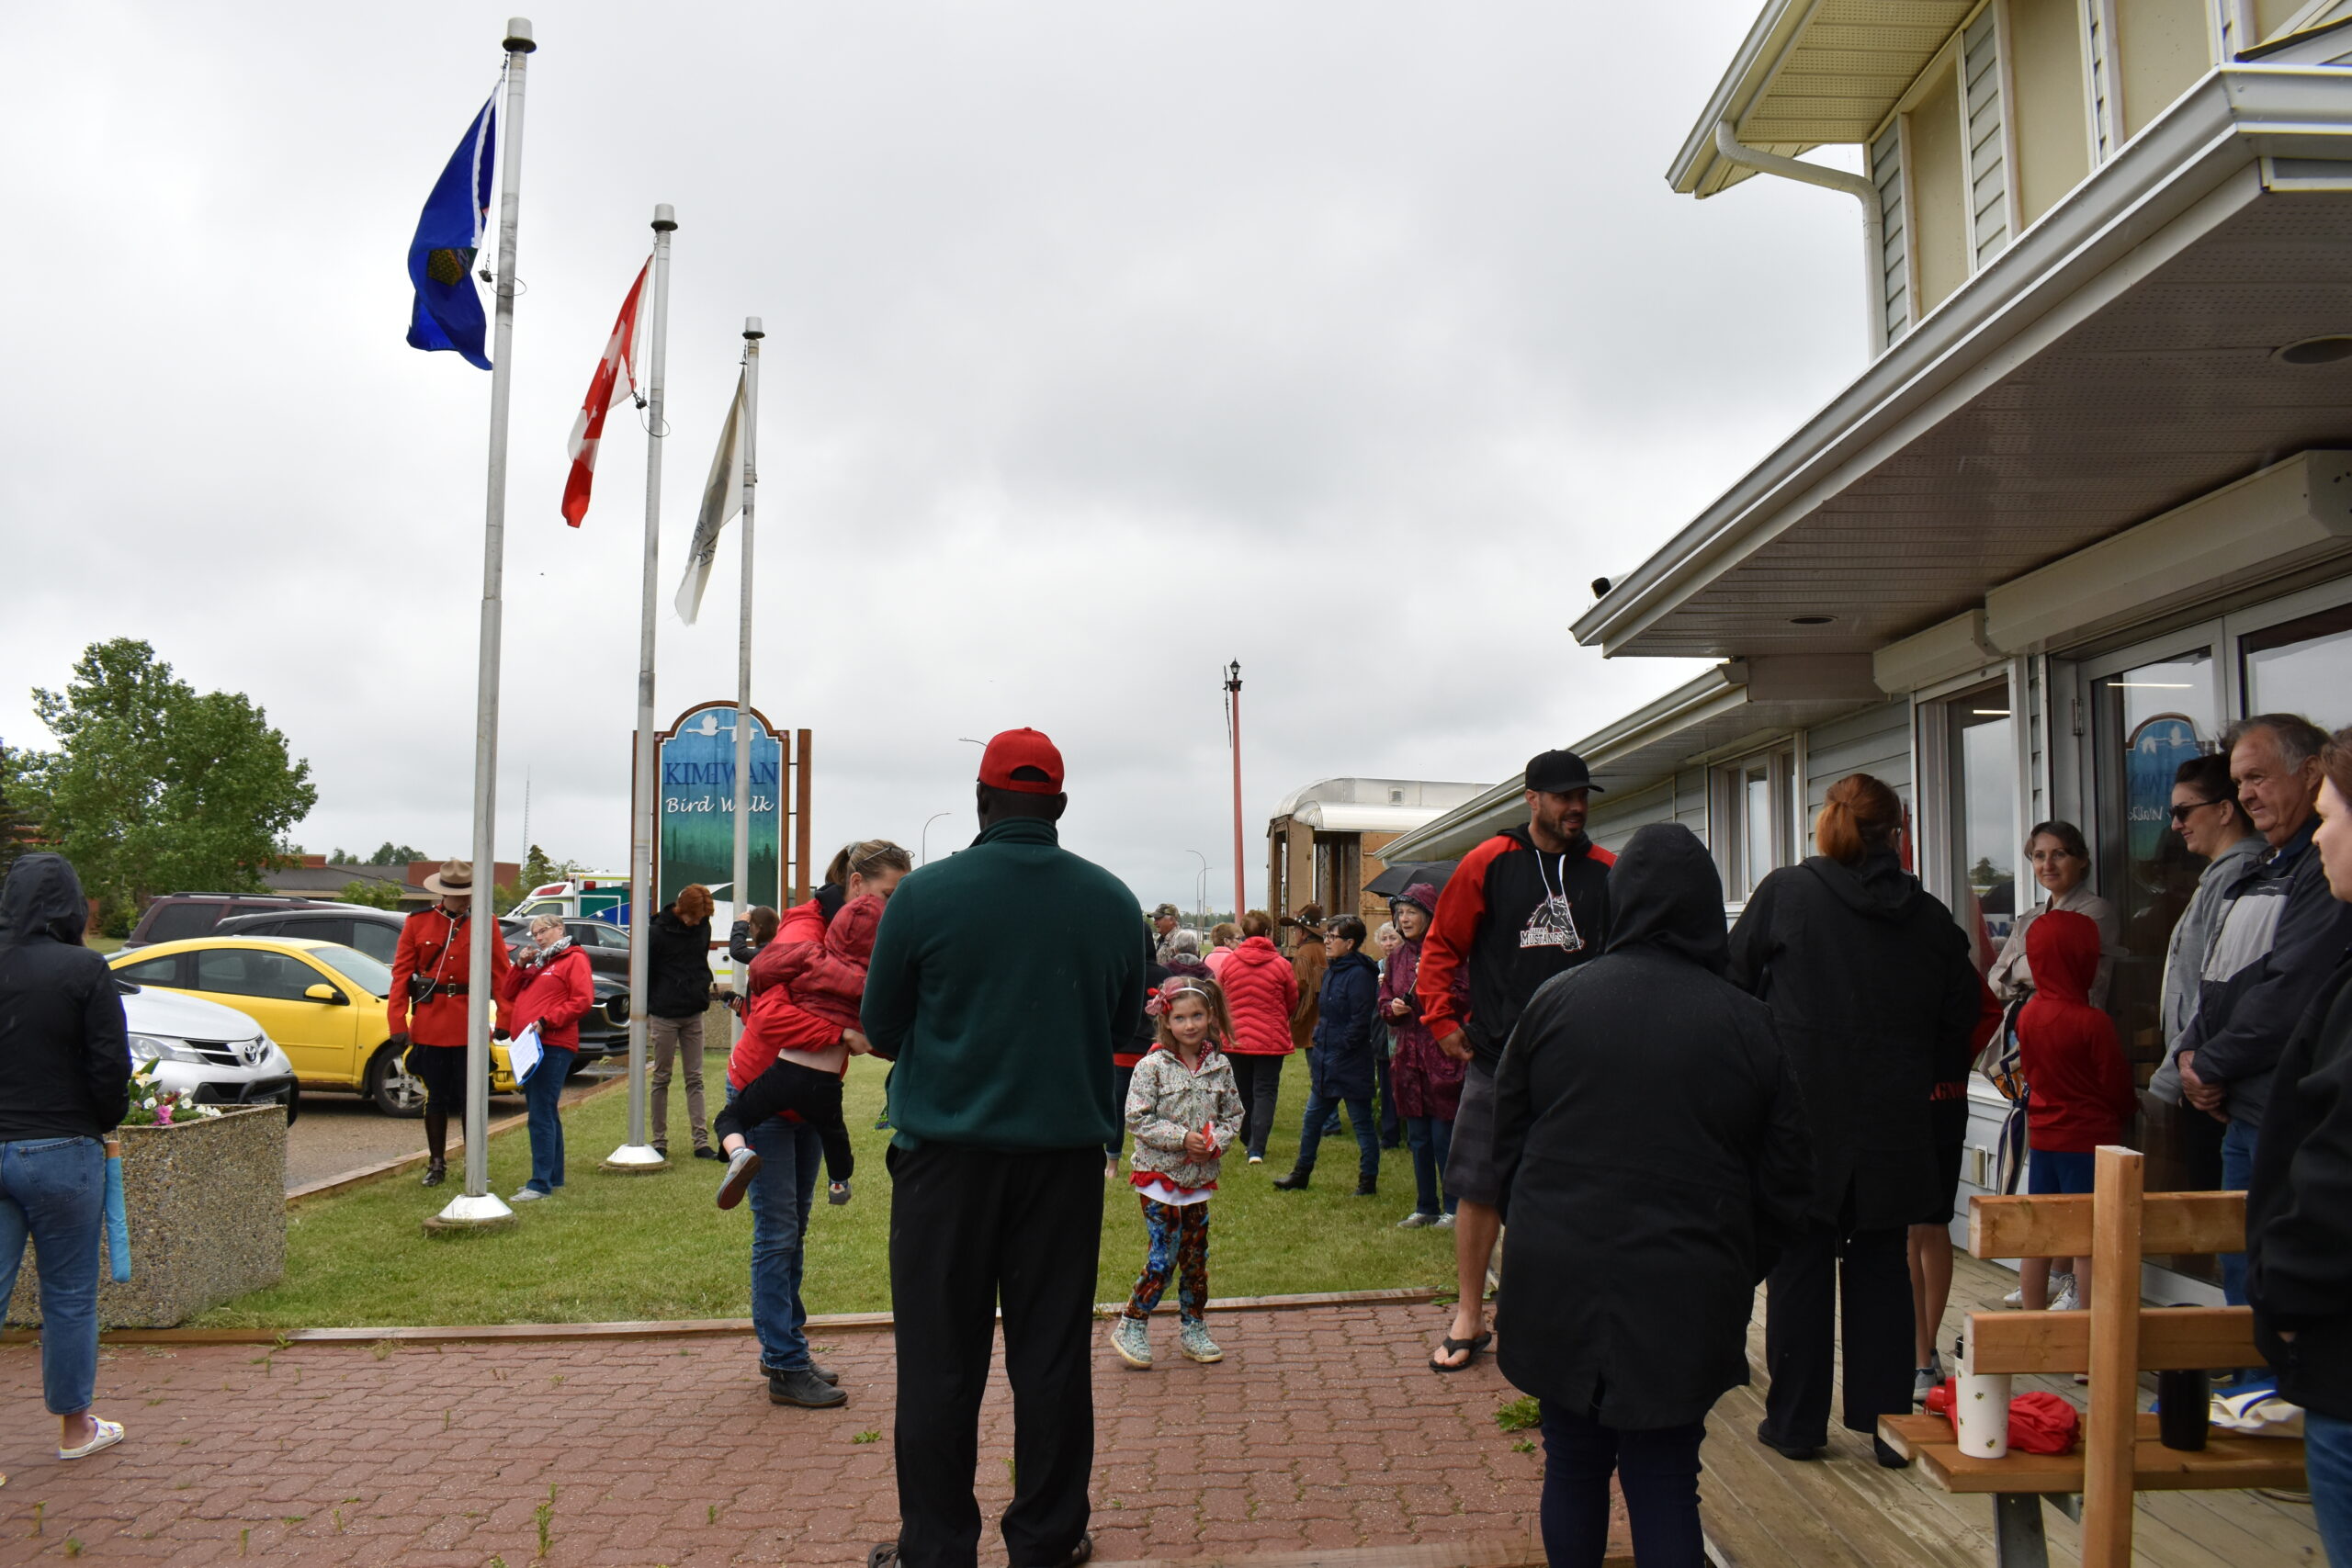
1727, 773, 1982, 1468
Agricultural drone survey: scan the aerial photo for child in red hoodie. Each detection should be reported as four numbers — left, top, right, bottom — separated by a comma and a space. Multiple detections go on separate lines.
713, 894, 881, 1210
2017, 908, 2135, 1312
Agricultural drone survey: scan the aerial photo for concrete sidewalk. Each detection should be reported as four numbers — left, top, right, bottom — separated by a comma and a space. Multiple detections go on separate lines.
0, 1300, 1571, 1566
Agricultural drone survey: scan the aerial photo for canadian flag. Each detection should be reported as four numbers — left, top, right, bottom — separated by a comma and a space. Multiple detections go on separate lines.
560, 259, 650, 527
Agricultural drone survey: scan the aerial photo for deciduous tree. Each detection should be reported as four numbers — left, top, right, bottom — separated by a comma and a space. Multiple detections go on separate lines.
28, 638, 317, 908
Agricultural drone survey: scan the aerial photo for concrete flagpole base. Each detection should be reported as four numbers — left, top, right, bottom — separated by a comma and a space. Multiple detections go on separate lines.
601, 1144, 667, 1173
423, 1191, 518, 1238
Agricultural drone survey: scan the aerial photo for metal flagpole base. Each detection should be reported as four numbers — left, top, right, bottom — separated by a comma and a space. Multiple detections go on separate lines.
423, 1191, 518, 1237
602, 1143, 667, 1172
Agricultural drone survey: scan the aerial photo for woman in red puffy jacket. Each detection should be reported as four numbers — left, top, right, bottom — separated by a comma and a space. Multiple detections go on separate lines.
498, 913, 595, 1201
1219, 910, 1301, 1163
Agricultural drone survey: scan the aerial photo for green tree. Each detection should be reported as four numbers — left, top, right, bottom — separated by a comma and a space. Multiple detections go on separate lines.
338, 878, 405, 910
28, 639, 317, 908
368, 840, 424, 865
0, 740, 46, 877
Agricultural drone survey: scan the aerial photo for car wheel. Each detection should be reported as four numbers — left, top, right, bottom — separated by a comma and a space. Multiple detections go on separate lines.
565, 1053, 596, 1081
367, 1045, 427, 1118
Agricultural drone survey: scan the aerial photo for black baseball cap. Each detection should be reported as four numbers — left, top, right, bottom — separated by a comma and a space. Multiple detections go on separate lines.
1525, 749, 1603, 795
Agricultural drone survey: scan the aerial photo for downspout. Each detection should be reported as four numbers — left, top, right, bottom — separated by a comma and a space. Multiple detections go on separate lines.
1713, 121, 1886, 357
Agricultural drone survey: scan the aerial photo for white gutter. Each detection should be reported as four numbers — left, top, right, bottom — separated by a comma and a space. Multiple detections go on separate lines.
1712, 121, 1885, 357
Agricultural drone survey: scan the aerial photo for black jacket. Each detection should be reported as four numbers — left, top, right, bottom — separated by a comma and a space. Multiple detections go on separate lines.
1493, 824, 1814, 1430
1727, 852, 1979, 1230
0, 855, 130, 1142
1311, 950, 1381, 1100
2248, 948, 2352, 1417
646, 908, 714, 1020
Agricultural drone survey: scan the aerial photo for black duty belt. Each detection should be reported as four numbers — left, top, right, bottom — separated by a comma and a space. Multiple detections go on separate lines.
427, 981, 469, 998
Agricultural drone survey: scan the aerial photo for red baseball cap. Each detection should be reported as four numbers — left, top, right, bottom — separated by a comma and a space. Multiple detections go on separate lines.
978, 728, 1066, 794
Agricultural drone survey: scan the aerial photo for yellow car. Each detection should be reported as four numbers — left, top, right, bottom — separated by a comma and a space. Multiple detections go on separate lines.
108, 936, 517, 1117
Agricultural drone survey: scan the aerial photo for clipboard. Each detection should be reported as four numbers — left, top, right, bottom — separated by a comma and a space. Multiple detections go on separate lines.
508, 1021, 545, 1084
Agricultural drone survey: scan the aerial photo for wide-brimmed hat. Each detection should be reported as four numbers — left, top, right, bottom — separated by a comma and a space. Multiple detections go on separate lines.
421, 858, 474, 897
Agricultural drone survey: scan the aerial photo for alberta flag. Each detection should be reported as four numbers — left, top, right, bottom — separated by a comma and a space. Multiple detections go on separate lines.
405, 90, 498, 369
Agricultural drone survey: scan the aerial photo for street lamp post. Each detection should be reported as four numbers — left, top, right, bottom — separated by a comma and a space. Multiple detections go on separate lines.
1184, 849, 1208, 926
1224, 661, 1246, 919
921, 811, 950, 864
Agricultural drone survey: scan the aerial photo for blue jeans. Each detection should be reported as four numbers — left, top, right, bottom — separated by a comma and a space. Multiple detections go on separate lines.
522, 1046, 574, 1194
1405, 1114, 1454, 1216
1540, 1401, 1706, 1568
2307, 1409, 2352, 1568
2221, 1118, 2257, 1308
730, 1084, 823, 1371
0, 1137, 105, 1416
1296, 1089, 1378, 1189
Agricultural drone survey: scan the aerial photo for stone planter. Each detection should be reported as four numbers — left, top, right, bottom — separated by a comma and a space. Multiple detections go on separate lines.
7, 1105, 286, 1329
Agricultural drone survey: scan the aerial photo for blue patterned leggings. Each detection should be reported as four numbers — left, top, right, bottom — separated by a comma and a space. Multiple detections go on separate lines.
1125, 1196, 1210, 1321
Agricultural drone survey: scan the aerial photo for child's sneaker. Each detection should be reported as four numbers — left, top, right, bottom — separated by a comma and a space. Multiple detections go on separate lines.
829, 1180, 852, 1206
1178, 1318, 1223, 1363
716, 1147, 762, 1211
1110, 1314, 1152, 1369
2050, 1273, 2082, 1312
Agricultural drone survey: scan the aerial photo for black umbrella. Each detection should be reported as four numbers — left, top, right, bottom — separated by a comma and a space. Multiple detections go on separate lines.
1365, 859, 1457, 900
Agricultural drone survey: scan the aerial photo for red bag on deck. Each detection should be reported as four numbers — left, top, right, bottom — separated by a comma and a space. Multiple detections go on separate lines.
1925, 1380, 2083, 1455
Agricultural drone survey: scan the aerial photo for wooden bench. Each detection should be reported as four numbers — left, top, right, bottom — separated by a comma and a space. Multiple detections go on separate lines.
1876, 1145, 2305, 1567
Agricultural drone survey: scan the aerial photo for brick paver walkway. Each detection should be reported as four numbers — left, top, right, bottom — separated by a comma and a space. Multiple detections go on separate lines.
0, 1303, 1562, 1565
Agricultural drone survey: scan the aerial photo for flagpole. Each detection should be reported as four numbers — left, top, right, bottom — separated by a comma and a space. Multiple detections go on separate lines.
607, 204, 675, 1173
436, 17, 534, 1231
729, 317, 763, 1044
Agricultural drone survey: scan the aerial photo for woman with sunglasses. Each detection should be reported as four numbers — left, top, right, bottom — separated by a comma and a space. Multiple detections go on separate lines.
2152, 752, 2264, 1108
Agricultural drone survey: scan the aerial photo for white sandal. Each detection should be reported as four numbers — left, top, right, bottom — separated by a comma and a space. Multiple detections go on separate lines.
59, 1418, 122, 1461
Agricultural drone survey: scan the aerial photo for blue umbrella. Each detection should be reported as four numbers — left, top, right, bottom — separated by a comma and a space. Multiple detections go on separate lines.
103, 1138, 130, 1283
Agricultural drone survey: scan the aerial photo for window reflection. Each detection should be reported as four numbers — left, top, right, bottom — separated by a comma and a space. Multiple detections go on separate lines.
1951, 689, 2017, 945
2245, 604, 2352, 730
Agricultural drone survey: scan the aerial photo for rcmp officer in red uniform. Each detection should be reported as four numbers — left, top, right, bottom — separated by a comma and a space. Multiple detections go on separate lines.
388, 859, 512, 1187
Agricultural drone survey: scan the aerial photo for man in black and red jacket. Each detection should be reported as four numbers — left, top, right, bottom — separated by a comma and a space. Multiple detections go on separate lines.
1419, 749, 1613, 1372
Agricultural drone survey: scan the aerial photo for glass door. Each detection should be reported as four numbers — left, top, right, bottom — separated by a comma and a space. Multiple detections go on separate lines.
2086, 632, 2224, 1274
1947, 683, 2019, 950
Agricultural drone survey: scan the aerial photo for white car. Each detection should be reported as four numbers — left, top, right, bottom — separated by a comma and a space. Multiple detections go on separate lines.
119, 977, 300, 1123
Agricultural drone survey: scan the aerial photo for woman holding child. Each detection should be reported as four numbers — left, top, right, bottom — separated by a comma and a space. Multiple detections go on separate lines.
722, 838, 910, 1411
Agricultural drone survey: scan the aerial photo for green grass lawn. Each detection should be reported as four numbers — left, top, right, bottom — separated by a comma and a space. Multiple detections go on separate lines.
197, 1055, 1455, 1329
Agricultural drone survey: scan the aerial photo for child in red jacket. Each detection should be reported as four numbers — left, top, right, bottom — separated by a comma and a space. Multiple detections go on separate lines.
713, 895, 880, 1210
2017, 908, 2135, 1313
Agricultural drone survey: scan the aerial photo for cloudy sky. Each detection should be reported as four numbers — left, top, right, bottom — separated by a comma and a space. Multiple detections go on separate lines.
4, 0, 1870, 909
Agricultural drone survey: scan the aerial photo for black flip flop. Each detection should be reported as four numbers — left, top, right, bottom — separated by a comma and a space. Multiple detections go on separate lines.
1430, 1332, 1491, 1373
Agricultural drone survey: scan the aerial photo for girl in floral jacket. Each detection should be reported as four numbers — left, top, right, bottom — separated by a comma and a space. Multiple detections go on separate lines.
1113, 976, 1245, 1371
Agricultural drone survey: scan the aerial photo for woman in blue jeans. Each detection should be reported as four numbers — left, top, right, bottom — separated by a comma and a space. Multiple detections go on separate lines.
0, 854, 133, 1471
1489, 827, 1812, 1568
496, 916, 593, 1201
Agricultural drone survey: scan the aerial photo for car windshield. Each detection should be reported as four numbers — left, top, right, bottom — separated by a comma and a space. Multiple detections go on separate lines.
306, 944, 394, 998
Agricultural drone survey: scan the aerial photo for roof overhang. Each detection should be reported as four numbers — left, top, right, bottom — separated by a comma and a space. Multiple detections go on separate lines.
1668, 0, 1982, 197
1374, 657, 1886, 862
1583, 65, 2352, 661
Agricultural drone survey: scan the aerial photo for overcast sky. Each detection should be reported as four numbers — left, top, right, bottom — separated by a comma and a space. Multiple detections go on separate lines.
3, 1, 1871, 909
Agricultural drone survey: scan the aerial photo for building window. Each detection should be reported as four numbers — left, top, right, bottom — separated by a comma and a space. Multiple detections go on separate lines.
1946, 682, 2019, 944
1715, 749, 1794, 902
2243, 602, 2352, 730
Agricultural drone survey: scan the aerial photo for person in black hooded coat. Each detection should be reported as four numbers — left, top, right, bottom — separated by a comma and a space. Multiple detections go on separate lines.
0, 852, 132, 1464
1493, 823, 1812, 1568
1725, 773, 1980, 1468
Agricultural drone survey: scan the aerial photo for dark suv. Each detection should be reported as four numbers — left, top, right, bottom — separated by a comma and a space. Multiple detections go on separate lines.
123, 893, 341, 951
213, 907, 628, 1070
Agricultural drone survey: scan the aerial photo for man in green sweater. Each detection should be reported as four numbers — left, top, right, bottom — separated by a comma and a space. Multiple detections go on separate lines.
862, 728, 1145, 1568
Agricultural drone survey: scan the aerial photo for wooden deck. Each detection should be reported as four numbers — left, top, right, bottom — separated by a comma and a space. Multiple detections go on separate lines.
1698, 1248, 2324, 1567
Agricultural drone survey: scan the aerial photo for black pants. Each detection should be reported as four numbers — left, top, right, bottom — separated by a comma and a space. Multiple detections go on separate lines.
888, 1143, 1102, 1568
1232, 1054, 1285, 1158
711, 1059, 853, 1184
1760, 1206, 1913, 1450
1540, 1402, 1706, 1568
1372, 1043, 1402, 1145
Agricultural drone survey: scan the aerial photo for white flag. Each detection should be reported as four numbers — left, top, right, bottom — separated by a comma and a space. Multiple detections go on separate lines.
674, 370, 746, 623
